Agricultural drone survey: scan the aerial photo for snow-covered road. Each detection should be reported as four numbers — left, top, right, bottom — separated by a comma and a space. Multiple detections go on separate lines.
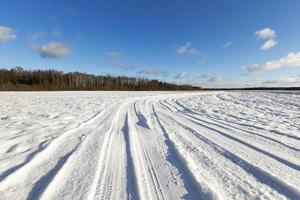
0, 91, 299, 200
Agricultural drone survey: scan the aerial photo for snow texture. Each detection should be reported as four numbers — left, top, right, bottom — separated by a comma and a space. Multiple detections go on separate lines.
0, 91, 299, 200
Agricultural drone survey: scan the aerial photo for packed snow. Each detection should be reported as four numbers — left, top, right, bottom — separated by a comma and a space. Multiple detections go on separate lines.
0, 91, 300, 200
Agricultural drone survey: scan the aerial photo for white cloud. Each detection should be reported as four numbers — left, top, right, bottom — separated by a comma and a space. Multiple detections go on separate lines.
255, 28, 278, 50
51, 30, 63, 38
189, 74, 228, 88
27, 32, 45, 43
139, 67, 168, 76
261, 39, 277, 50
175, 72, 187, 79
208, 75, 225, 83
177, 41, 201, 56
54, 7, 78, 20
245, 75, 300, 87
105, 51, 121, 59
0, 26, 16, 42
28, 30, 62, 44
244, 51, 300, 74
35, 42, 70, 58
223, 41, 233, 49
255, 28, 276, 39
261, 75, 300, 87
105, 51, 133, 70
197, 58, 206, 65
177, 42, 191, 54
64, 7, 78, 16
196, 74, 211, 79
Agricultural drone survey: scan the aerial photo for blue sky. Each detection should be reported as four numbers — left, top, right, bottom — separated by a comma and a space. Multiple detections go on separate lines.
1, 0, 300, 87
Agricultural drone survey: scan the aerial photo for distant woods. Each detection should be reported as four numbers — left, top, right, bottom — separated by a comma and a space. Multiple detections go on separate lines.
0, 67, 201, 91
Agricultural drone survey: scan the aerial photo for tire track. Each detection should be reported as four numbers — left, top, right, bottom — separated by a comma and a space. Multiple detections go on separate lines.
152, 105, 218, 200
155, 103, 300, 200
27, 135, 85, 200
93, 101, 128, 200
162, 99, 300, 165
0, 106, 107, 183
127, 105, 165, 200
173, 99, 300, 148
2, 91, 300, 200
122, 114, 139, 200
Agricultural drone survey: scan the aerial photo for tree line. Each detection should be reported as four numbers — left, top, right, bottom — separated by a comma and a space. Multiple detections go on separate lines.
0, 67, 201, 91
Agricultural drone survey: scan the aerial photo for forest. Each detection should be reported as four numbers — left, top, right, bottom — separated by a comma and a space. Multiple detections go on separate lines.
0, 67, 201, 91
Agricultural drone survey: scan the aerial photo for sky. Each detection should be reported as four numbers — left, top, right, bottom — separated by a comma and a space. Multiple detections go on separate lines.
1, 0, 300, 88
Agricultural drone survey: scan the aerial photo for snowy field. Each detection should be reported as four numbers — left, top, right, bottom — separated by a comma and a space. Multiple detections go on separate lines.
0, 91, 300, 200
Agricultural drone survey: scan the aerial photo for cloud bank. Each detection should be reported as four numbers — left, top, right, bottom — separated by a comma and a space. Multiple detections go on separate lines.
245, 51, 300, 74
261, 75, 300, 87
245, 75, 300, 87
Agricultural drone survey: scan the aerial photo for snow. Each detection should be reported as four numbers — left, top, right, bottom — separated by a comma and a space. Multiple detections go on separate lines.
0, 91, 299, 200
